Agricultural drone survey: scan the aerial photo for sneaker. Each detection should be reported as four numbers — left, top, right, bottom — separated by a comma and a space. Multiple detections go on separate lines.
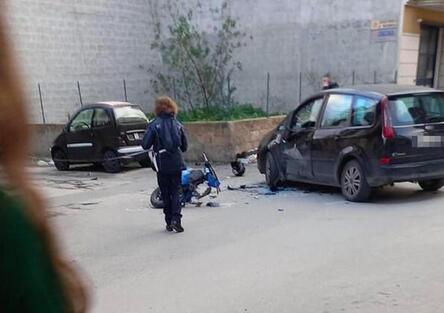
166, 224, 173, 232
171, 221, 184, 233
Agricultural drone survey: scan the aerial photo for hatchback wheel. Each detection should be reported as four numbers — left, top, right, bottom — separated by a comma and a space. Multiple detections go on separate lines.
265, 152, 279, 191
103, 150, 121, 173
341, 160, 371, 202
53, 150, 70, 171
419, 179, 444, 192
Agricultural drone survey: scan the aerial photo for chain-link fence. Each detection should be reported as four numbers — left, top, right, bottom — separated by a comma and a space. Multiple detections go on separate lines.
34, 69, 399, 124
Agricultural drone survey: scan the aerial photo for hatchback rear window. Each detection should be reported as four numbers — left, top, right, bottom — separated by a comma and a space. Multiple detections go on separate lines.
114, 106, 148, 123
389, 93, 444, 126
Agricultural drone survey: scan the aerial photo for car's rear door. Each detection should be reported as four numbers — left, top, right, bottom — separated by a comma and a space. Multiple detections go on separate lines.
387, 92, 444, 164
65, 108, 94, 162
312, 94, 379, 184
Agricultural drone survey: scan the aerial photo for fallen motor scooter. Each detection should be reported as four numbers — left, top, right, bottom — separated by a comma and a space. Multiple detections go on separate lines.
150, 153, 221, 208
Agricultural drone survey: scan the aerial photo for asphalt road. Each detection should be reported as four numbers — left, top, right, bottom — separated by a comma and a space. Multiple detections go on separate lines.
32, 163, 444, 313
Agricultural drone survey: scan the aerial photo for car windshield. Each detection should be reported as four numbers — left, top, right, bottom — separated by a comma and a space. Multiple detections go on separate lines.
114, 106, 148, 123
389, 93, 444, 126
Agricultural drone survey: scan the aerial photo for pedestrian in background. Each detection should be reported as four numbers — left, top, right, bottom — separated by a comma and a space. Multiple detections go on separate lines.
143, 96, 188, 233
321, 72, 339, 90
0, 8, 88, 313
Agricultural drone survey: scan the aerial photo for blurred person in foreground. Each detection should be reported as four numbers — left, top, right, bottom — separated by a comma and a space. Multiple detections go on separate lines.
142, 97, 188, 233
0, 9, 88, 313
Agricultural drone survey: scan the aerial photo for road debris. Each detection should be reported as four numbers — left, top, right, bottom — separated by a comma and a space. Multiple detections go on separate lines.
206, 202, 220, 207
37, 160, 49, 167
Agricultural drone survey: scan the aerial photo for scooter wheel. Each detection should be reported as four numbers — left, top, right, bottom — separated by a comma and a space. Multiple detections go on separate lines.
231, 161, 246, 177
150, 188, 165, 209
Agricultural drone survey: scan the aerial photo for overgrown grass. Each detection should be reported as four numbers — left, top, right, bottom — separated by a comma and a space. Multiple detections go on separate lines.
147, 104, 273, 122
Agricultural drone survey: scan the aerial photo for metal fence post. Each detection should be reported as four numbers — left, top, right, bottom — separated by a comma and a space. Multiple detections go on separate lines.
77, 81, 83, 107
266, 72, 270, 117
172, 79, 177, 102
394, 70, 398, 84
299, 71, 302, 103
38, 83, 46, 124
352, 71, 355, 85
123, 79, 128, 102
373, 71, 377, 84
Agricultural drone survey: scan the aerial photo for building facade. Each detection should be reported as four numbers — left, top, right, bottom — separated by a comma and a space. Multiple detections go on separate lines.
7, 0, 439, 123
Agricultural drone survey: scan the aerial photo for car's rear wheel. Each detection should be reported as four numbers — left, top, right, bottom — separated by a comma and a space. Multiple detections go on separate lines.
53, 150, 70, 171
265, 152, 279, 191
419, 179, 444, 192
340, 160, 371, 202
102, 150, 121, 173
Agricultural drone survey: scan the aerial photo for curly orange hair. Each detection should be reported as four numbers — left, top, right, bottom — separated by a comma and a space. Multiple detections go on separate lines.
154, 96, 178, 117
0, 5, 88, 313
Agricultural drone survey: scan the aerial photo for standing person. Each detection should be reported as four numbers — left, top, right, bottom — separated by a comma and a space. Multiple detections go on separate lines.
143, 97, 188, 233
321, 72, 339, 90
0, 7, 88, 313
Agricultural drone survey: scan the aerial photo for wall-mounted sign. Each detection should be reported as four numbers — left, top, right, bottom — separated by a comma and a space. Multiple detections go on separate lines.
371, 19, 397, 30
371, 19, 398, 42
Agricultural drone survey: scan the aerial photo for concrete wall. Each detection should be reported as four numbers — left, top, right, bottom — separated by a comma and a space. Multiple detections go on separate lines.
208, 0, 403, 112
31, 124, 65, 157
7, 0, 403, 123
5, 1, 158, 124
184, 116, 284, 162
30, 116, 284, 162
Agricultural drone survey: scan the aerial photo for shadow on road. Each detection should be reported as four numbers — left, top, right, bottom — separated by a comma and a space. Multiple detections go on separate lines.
257, 180, 444, 206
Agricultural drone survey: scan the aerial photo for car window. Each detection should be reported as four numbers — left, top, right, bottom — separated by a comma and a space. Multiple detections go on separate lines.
291, 98, 323, 129
389, 93, 444, 125
114, 106, 148, 124
321, 94, 353, 128
69, 109, 94, 132
93, 108, 111, 128
352, 96, 377, 126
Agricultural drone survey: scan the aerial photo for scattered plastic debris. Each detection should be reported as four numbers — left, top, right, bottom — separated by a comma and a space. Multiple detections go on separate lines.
37, 160, 49, 167
81, 202, 99, 206
206, 202, 220, 207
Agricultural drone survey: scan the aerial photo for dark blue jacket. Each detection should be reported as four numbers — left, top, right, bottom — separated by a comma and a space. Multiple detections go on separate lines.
142, 112, 188, 173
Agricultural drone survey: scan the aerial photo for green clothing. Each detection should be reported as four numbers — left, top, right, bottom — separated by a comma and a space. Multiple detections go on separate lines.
0, 189, 67, 313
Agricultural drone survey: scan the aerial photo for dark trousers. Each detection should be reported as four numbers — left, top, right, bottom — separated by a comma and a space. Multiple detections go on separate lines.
157, 172, 182, 225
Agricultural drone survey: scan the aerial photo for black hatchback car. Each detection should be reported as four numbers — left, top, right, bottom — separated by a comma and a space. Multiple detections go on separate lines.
258, 84, 444, 202
51, 102, 150, 173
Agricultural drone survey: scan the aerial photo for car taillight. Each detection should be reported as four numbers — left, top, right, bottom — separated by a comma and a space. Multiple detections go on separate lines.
381, 96, 395, 140
379, 156, 391, 165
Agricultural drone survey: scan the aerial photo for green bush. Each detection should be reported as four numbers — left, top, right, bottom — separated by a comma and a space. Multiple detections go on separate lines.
146, 104, 272, 122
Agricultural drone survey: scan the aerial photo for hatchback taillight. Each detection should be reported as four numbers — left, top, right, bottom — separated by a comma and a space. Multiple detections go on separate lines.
381, 96, 395, 140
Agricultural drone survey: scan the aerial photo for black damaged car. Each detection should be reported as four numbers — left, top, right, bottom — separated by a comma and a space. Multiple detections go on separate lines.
257, 84, 444, 202
51, 102, 150, 173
